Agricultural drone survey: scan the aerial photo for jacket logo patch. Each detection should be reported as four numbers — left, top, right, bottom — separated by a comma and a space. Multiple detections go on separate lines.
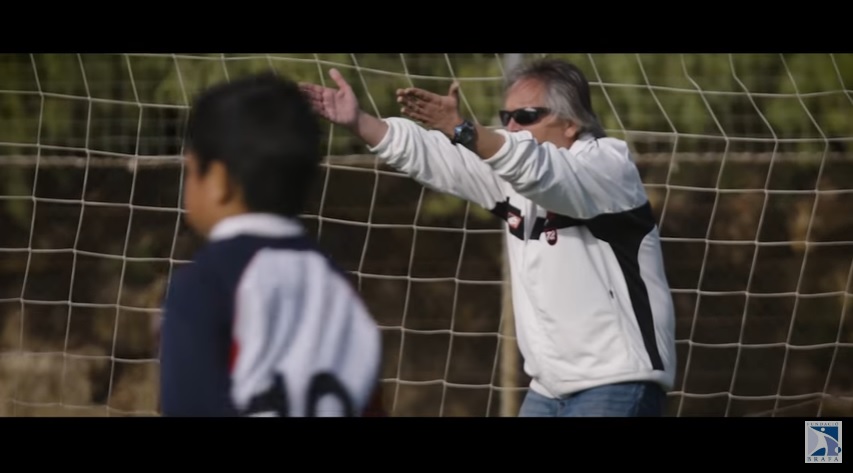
544, 211, 558, 245
545, 228, 557, 245
508, 212, 522, 230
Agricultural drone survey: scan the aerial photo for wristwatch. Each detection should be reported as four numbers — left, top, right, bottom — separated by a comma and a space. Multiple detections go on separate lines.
451, 119, 477, 148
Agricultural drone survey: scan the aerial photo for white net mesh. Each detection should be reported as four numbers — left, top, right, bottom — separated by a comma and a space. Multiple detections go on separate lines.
0, 53, 851, 417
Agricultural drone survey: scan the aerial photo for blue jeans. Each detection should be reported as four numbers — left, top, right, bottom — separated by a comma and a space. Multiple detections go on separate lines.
518, 381, 666, 417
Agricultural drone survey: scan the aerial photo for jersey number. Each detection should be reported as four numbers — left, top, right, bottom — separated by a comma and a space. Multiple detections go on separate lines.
242, 372, 356, 417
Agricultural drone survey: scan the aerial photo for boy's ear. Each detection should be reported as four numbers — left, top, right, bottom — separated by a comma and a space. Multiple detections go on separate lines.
207, 161, 241, 205
206, 161, 231, 204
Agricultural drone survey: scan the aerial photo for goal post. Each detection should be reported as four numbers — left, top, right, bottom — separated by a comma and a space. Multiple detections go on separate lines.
497, 53, 523, 418
0, 53, 851, 417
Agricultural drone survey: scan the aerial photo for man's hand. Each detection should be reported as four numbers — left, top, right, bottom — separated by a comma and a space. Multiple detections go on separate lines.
397, 82, 465, 137
397, 82, 505, 159
299, 68, 359, 129
300, 68, 388, 147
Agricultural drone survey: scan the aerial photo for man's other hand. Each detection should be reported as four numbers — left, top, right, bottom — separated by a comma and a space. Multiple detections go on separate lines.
397, 82, 464, 137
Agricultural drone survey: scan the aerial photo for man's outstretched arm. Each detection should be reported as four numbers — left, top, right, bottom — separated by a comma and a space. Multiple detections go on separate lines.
300, 70, 506, 212
398, 86, 646, 219
352, 110, 389, 148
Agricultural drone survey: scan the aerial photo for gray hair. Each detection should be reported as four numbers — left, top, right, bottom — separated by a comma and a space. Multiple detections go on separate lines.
504, 58, 606, 138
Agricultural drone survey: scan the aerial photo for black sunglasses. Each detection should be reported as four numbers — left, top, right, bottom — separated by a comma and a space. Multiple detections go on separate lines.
499, 107, 551, 126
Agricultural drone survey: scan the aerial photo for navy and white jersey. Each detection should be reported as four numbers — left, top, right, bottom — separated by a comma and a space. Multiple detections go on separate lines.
159, 213, 382, 416
369, 118, 676, 399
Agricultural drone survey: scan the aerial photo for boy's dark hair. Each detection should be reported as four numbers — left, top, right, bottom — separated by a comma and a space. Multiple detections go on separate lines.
185, 72, 322, 217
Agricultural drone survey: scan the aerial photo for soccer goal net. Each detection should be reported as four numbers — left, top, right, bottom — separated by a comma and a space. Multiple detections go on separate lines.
0, 53, 851, 417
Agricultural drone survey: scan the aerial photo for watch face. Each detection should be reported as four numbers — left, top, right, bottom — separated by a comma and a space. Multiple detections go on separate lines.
456, 124, 474, 144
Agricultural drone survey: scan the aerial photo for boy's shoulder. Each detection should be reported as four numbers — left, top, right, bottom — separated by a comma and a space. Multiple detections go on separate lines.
198, 234, 326, 268
181, 234, 343, 288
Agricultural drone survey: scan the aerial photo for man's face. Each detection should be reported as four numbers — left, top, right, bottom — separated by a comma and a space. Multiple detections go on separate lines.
501, 78, 576, 149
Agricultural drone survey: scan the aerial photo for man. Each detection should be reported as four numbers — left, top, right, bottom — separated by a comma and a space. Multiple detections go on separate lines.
158, 72, 383, 417
300, 58, 675, 417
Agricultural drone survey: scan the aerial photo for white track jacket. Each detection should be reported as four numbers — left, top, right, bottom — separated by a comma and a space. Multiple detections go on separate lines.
369, 117, 676, 398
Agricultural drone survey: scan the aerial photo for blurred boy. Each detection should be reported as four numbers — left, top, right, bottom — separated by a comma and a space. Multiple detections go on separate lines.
158, 72, 383, 417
